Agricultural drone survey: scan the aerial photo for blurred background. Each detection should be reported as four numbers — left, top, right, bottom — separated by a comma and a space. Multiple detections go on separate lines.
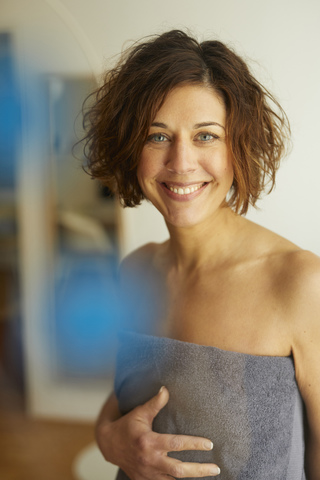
0, 0, 319, 479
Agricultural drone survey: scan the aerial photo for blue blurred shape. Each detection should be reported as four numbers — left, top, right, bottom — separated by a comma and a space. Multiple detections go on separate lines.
0, 32, 21, 189
54, 255, 120, 377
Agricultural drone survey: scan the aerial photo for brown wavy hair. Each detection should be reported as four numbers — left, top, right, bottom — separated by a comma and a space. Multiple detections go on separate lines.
82, 30, 290, 215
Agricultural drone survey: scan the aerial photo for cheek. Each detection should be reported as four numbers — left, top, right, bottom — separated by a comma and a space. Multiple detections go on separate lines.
137, 153, 163, 184
223, 152, 234, 178
207, 153, 234, 181
225, 162, 234, 177
136, 159, 155, 195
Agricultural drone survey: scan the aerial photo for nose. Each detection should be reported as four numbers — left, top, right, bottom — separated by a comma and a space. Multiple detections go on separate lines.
165, 140, 197, 174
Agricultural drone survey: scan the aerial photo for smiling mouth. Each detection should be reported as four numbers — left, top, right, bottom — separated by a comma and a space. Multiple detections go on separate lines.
162, 182, 207, 196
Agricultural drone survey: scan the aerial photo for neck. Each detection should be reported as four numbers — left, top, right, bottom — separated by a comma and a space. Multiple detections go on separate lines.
165, 207, 246, 272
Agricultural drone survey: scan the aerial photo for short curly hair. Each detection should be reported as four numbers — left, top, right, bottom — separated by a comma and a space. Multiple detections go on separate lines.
82, 30, 290, 215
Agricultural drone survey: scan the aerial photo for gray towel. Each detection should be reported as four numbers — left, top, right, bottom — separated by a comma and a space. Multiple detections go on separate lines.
114, 331, 306, 480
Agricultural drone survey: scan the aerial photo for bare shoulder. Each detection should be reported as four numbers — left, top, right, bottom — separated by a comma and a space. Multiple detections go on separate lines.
270, 247, 320, 335
246, 220, 319, 290
282, 247, 320, 273
120, 242, 159, 272
121, 240, 169, 271
277, 249, 320, 308
246, 221, 319, 338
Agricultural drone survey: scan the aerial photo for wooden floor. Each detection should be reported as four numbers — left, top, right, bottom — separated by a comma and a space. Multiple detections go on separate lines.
0, 371, 95, 480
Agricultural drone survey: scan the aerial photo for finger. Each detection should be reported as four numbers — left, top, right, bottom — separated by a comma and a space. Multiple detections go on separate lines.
138, 386, 170, 424
160, 457, 221, 478
155, 433, 214, 452
156, 475, 175, 480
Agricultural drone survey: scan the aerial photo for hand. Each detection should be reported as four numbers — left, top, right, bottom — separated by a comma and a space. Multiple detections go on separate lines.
96, 386, 221, 479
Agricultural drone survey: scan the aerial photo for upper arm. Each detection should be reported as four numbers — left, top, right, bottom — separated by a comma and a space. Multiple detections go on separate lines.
294, 319, 320, 479
289, 252, 320, 478
118, 242, 162, 333
294, 313, 320, 446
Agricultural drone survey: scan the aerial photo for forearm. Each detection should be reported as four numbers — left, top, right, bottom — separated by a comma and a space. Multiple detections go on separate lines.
95, 390, 122, 459
96, 391, 121, 426
305, 434, 320, 480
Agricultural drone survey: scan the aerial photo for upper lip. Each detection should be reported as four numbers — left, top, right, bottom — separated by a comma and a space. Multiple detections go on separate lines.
160, 181, 209, 187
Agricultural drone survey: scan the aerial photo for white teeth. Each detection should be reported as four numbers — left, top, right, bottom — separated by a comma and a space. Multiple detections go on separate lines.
168, 184, 203, 195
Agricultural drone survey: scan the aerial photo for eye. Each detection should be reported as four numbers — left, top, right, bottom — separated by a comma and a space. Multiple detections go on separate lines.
147, 133, 168, 143
196, 132, 218, 142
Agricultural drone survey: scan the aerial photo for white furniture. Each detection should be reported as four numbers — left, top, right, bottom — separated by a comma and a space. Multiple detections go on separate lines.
73, 443, 118, 480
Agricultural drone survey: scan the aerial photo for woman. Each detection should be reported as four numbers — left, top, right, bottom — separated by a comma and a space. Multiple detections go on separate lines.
83, 30, 320, 479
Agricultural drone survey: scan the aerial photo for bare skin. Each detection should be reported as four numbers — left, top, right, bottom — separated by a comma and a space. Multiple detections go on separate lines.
96, 85, 320, 479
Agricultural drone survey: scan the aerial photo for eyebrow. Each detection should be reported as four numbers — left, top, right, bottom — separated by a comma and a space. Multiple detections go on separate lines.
194, 121, 225, 130
151, 121, 225, 130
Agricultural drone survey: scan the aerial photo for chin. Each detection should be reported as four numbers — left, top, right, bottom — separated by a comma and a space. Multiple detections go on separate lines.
164, 213, 205, 229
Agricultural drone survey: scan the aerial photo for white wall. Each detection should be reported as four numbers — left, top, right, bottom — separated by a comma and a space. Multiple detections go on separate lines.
56, 0, 320, 256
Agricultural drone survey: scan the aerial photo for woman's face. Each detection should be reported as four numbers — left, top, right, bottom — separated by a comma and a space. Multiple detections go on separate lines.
137, 84, 234, 229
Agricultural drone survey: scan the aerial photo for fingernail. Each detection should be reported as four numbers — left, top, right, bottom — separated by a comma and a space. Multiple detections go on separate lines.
159, 386, 165, 394
204, 440, 214, 450
211, 466, 220, 475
